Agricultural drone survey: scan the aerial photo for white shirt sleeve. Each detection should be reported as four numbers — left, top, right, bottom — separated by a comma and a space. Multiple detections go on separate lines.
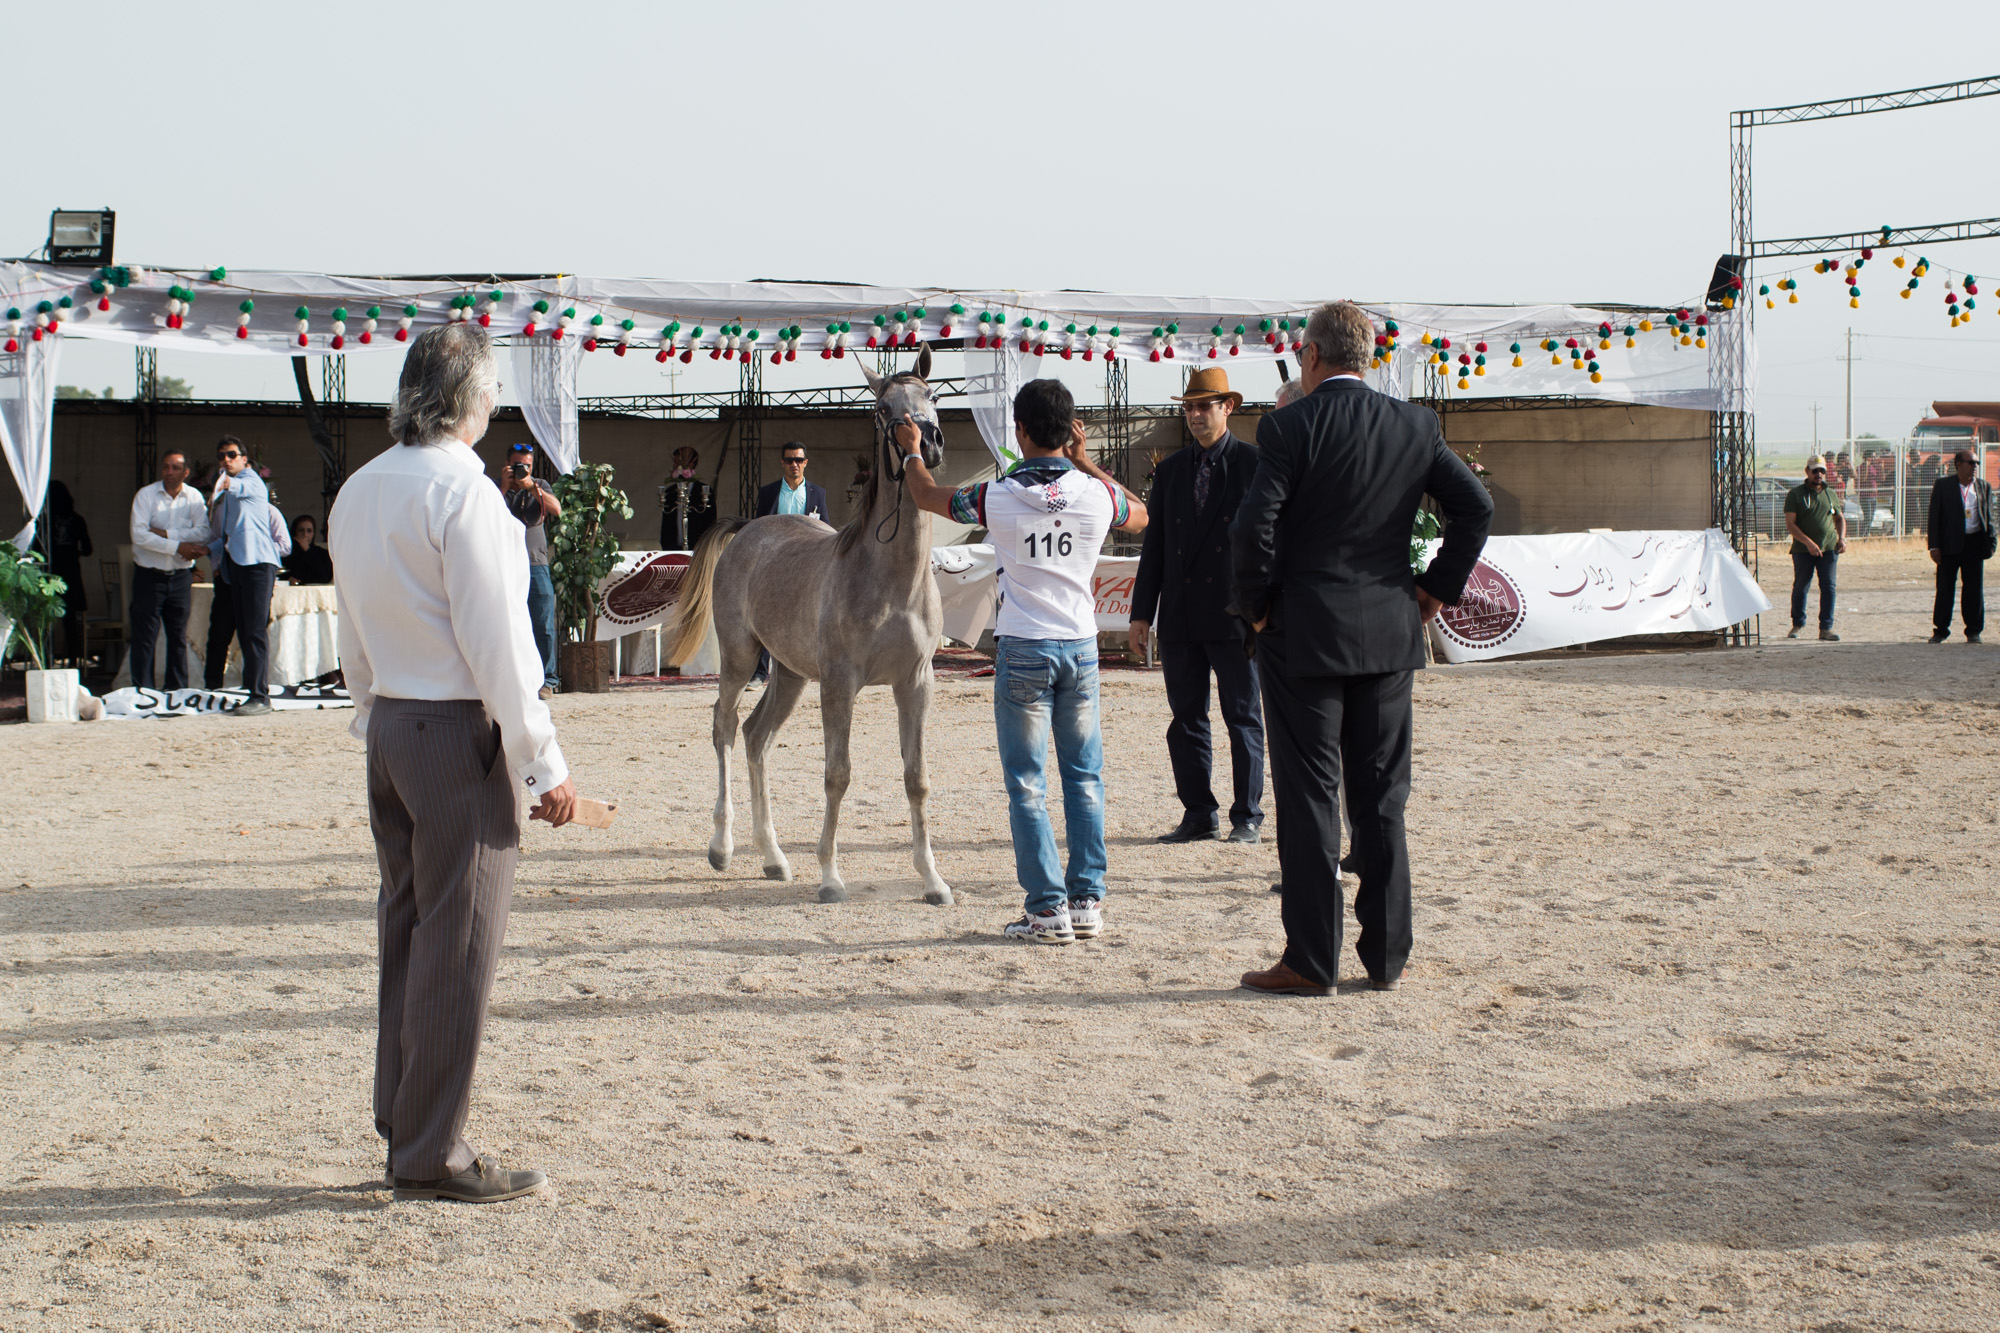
335, 578, 376, 744
439, 482, 568, 794
130, 488, 178, 559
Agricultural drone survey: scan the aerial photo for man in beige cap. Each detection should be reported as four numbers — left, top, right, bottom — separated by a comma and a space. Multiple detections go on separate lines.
1784, 455, 1846, 641
1130, 366, 1266, 844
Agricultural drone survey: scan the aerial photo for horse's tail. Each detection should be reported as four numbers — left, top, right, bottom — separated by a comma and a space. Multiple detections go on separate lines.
663, 517, 750, 668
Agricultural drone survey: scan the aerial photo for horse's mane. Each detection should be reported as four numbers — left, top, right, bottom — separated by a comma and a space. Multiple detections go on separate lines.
833, 373, 928, 556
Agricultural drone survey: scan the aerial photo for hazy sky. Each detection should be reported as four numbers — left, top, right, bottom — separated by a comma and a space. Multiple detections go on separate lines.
14, 1, 2000, 450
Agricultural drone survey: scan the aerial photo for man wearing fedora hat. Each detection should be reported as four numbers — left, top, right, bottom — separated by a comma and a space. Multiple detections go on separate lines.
1131, 366, 1267, 844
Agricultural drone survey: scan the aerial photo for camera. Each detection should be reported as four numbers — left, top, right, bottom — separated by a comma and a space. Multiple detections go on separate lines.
508, 462, 531, 480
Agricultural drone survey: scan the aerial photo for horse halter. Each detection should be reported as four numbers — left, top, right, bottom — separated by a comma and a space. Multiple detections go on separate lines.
871, 384, 941, 544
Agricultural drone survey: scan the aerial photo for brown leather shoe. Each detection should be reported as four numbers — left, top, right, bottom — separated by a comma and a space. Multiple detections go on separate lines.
393, 1154, 546, 1203
1239, 961, 1332, 996
1368, 976, 1402, 992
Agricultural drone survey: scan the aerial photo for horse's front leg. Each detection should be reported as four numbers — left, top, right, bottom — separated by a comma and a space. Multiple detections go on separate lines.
815, 677, 857, 903
894, 670, 953, 907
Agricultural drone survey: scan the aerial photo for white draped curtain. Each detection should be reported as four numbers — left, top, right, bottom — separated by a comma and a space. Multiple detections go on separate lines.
511, 325, 583, 474
963, 345, 1040, 472
0, 336, 63, 550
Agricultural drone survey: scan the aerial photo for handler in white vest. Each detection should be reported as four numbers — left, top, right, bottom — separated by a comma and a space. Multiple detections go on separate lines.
899, 378, 1148, 945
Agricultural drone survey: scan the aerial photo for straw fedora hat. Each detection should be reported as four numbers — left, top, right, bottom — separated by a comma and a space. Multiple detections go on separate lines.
1171, 367, 1243, 410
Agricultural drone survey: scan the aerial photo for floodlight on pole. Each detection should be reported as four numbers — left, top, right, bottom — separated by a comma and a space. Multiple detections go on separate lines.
47, 209, 115, 266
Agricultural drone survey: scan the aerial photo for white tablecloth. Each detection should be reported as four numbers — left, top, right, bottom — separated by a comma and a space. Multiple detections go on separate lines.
113, 583, 338, 690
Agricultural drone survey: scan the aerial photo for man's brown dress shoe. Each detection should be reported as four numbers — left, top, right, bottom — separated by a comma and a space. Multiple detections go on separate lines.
1239, 961, 1332, 997
393, 1154, 546, 1203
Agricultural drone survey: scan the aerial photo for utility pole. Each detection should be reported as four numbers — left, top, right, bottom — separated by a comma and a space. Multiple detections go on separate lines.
1811, 403, 1820, 453
1842, 327, 1855, 458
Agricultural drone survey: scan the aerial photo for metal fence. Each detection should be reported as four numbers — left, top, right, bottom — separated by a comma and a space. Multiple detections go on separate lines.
1752, 438, 1995, 542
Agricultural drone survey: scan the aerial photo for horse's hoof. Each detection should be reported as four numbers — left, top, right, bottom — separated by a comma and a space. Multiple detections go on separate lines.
708, 847, 731, 871
763, 862, 791, 881
924, 886, 955, 907
817, 885, 849, 904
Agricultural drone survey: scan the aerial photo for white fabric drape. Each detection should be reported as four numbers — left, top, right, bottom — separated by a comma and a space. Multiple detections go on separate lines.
964, 345, 1039, 471
512, 328, 583, 474
0, 335, 63, 550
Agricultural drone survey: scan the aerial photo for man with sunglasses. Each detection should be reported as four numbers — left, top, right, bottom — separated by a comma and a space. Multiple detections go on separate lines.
500, 442, 562, 697
197, 435, 289, 714
750, 442, 830, 682
1784, 455, 1846, 642
1130, 367, 1266, 845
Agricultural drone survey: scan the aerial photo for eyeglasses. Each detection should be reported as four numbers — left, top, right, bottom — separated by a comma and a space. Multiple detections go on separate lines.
782, 456, 807, 465
509, 444, 534, 454
219, 450, 244, 460
1182, 400, 1223, 415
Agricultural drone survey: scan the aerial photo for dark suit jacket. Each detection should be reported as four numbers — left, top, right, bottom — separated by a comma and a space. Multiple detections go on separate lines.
755, 479, 830, 522
1131, 432, 1253, 641
1230, 377, 1493, 677
1927, 474, 1994, 556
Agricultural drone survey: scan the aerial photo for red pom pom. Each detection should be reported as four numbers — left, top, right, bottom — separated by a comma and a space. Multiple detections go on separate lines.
786, 349, 796, 362
396, 328, 409, 342
1228, 345, 1239, 356
1438, 337, 1451, 349
820, 348, 832, 360
1106, 349, 1117, 362
1860, 248, 1873, 260
1475, 342, 1488, 353
331, 335, 345, 349
833, 346, 846, 359
905, 332, 920, 348
551, 328, 563, 340
296, 333, 308, 347
478, 313, 491, 327
1019, 339, 1031, 352
657, 349, 671, 363
867, 336, 880, 349
97, 296, 111, 311
1083, 349, 1095, 361
1149, 350, 1161, 362
359, 331, 372, 344
583, 338, 597, 352
1164, 345, 1175, 358
680, 349, 693, 363
1207, 348, 1218, 359
234, 326, 248, 340
1060, 348, 1073, 360
710, 348, 721, 360
615, 343, 627, 357
2, 338, 14, 353
523, 322, 537, 336
1565, 337, 1579, 348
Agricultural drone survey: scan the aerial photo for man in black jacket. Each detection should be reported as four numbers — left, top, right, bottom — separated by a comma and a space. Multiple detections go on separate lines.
1130, 367, 1265, 844
1927, 448, 1995, 643
755, 442, 831, 523
1230, 302, 1492, 996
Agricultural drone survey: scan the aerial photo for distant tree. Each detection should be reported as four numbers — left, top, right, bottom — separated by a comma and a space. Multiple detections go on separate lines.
156, 375, 193, 399
54, 385, 95, 399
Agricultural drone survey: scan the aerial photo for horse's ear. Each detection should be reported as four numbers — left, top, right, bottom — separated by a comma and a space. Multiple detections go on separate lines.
912, 344, 932, 382
856, 359, 886, 397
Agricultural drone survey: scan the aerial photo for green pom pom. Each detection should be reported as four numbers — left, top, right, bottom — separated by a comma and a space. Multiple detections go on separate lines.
950, 303, 965, 314
1086, 325, 1097, 336
1211, 325, 1223, 336
561, 307, 575, 319
489, 289, 503, 302
1037, 320, 1048, 331
1167, 323, 1179, 334
294, 306, 310, 319
332, 308, 347, 321
691, 326, 703, 337
209, 266, 226, 281
57, 296, 71, 309
840, 322, 851, 332
621, 318, 634, 331
1109, 327, 1119, 337
366, 305, 380, 318
5, 308, 17, 320
874, 313, 887, 326
590, 313, 604, 326
1234, 324, 1246, 335
403, 304, 418, 317
912, 307, 926, 318
1153, 326, 1164, 337
90, 279, 105, 293
1066, 323, 1077, 334
1021, 317, 1033, 328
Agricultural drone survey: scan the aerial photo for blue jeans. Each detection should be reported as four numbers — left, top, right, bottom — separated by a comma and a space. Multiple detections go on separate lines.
526, 564, 558, 688
993, 635, 1108, 913
1790, 549, 1837, 630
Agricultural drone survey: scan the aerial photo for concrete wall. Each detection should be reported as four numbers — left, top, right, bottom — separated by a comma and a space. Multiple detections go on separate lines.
1438, 402, 1711, 535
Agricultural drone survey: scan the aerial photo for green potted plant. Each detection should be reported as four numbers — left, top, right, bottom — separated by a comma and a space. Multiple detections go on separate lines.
549, 460, 633, 693
0, 543, 79, 721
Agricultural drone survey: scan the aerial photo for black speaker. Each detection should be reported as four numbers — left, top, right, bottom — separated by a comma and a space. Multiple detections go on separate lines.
1705, 254, 1747, 311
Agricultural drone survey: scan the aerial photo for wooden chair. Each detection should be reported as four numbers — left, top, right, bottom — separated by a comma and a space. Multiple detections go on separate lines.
84, 558, 127, 675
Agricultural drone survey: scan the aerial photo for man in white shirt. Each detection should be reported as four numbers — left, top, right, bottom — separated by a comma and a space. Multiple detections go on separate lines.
127, 451, 209, 691
900, 379, 1148, 944
330, 322, 576, 1204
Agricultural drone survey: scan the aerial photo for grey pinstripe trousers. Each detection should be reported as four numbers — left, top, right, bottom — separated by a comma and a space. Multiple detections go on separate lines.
368, 697, 520, 1180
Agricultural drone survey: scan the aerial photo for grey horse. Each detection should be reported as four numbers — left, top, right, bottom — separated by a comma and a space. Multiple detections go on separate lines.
663, 347, 952, 906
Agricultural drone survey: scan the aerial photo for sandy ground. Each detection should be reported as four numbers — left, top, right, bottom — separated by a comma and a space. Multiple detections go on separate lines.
3, 539, 1997, 1331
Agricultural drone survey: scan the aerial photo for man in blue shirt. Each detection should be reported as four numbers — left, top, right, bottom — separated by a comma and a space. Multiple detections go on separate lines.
200, 436, 286, 715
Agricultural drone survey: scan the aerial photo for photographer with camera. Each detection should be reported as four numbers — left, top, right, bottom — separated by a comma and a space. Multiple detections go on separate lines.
500, 442, 562, 698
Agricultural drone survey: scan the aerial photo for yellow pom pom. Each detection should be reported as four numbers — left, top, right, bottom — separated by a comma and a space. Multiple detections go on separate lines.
1639, 319, 1653, 332
1456, 377, 1469, 390
1474, 365, 1485, 376
1512, 355, 1523, 367
1680, 334, 1692, 346
1900, 289, 1910, 299
1421, 333, 1433, 345
1550, 353, 1561, 365
1695, 337, 1706, 348
1849, 297, 1859, 308
1598, 338, 1610, 350
1369, 357, 1381, 369
1894, 255, 1906, 268
1571, 357, 1583, 369
1590, 370, 1603, 384
1788, 292, 1798, 304
1722, 296, 1735, 309
1766, 298, 1775, 309
1626, 336, 1637, 347
1951, 314, 1960, 326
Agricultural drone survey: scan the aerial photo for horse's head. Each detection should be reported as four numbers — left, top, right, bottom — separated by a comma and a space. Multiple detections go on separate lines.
858, 345, 943, 476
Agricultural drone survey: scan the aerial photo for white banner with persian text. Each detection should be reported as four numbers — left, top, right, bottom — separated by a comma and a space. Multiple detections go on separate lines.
1429, 528, 1770, 663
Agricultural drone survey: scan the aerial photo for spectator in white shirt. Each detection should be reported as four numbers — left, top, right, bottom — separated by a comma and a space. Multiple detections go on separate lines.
329, 322, 575, 1205
127, 451, 209, 691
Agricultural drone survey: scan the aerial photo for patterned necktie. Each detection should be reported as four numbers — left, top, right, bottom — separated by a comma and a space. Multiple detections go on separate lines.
1194, 452, 1213, 516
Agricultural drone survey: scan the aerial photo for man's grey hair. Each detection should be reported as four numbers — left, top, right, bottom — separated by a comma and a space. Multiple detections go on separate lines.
389, 322, 499, 444
1303, 301, 1375, 373
1274, 377, 1309, 409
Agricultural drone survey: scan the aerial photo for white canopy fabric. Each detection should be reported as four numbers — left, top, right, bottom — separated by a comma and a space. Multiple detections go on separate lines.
0, 334, 62, 549
1, 258, 1729, 528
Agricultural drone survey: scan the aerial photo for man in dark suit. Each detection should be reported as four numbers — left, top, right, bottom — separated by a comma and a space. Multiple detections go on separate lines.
1927, 447, 1994, 644
751, 442, 830, 682
1130, 367, 1265, 844
755, 442, 831, 523
1230, 301, 1492, 996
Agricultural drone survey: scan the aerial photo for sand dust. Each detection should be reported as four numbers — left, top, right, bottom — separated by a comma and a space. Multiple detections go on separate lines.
3, 540, 1997, 1330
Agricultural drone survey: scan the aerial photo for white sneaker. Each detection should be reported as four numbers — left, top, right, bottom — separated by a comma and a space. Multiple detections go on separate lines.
1067, 898, 1103, 940
1003, 905, 1074, 945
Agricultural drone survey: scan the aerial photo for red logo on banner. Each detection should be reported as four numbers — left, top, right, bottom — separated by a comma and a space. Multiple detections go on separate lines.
1093, 571, 1136, 620
1436, 558, 1525, 650
601, 553, 692, 628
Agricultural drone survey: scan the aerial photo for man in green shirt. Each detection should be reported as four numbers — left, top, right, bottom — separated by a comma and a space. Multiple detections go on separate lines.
1784, 455, 1847, 641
